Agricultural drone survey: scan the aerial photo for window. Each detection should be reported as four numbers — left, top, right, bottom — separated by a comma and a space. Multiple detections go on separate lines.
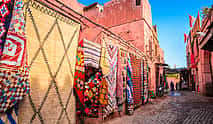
136, 0, 141, 6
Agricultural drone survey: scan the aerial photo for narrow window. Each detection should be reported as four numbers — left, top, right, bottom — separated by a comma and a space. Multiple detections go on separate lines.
136, 0, 141, 6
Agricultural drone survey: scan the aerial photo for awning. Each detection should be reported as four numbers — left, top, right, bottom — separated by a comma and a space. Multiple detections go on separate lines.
199, 22, 213, 51
155, 63, 168, 66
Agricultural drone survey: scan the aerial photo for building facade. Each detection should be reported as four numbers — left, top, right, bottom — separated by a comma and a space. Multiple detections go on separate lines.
186, 6, 213, 96
83, 0, 165, 96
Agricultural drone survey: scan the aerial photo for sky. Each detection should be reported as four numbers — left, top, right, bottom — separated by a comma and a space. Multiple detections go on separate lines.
78, 0, 213, 68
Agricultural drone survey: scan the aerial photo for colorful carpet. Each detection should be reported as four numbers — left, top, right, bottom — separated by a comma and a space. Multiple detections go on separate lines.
126, 55, 134, 114
104, 42, 118, 115
129, 54, 142, 107
116, 48, 123, 112
99, 78, 109, 107
73, 39, 85, 115
0, 0, 15, 58
0, 0, 30, 113
83, 39, 101, 69
84, 72, 102, 118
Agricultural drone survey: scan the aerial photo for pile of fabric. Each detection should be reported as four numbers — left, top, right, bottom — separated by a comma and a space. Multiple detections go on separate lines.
0, 0, 30, 123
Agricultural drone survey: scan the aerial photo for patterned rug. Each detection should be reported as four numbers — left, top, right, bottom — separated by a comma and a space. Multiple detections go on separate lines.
84, 71, 102, 118
126, 55, 134, 114
0, 0, 30, 114
129, 54, 142, 107
99, 78, 108, 107
0, 0, 15, 58
73, 39, 85, 115
83, 39, 101, 69
104, 42, 118, 116
116, 48, 123, 112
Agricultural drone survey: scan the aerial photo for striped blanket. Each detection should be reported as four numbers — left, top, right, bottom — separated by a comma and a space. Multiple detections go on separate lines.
130, 54, 142, 107
83, 39, 101, 69
104, 42, 118, 116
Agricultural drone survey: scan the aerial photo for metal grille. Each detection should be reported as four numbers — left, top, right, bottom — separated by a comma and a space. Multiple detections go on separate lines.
18, 0, 80, 123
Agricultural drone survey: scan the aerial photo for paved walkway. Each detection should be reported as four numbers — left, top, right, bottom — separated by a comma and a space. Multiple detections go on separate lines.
103, 91, 213, 124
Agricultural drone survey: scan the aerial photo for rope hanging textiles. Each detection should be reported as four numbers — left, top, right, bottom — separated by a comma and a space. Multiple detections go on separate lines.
0, 0, 29, 114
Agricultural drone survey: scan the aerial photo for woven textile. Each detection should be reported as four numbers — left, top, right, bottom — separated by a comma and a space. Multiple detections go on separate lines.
83, 39, 101, 69
100, 41, 110, 76
104, 42, 118, 116
126, 55, 134, 114
0, 0, 15, 57
73, 39, 85, 115
129, 54, 142, 107
0, 0, 29, 113
116, 48, 123, 112
120, 51, 128, 104
0, 104, 18, 124
84, 72, 102, 118
99, 78, 108, 107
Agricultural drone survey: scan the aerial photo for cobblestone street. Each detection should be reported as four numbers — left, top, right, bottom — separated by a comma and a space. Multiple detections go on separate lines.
103, 91, 213, 124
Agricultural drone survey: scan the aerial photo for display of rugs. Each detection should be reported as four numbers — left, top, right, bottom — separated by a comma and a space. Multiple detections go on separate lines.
83, 39, 101, 69
73, 39, 85, 115
104, 42, 118, 116
0, 0, 29, 114
126, 55, 134, 114
129, 54, 142, 107
84, 71, 102, 118
0, 0, 15, 58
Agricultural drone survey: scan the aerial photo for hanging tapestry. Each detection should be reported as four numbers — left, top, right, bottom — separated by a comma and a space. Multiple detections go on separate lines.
99, 78, 108, 107
84, 71, 102, 118
129, 54, 142, 107
83, 39, 101, 69
104, 42, 118, 116
120, 51, 127, 105
73, 39, 85, 115
100, 41, 110, 76
0, 0, 15, 58
0, 0, 29, 114
116, 48, 123, 112
126, 55, 134, 114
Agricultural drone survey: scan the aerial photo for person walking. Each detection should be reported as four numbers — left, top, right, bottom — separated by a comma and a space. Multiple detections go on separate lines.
170, 81, 174, 91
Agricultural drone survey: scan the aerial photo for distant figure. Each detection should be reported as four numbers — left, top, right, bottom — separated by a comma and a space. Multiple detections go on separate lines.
170, 81, 174, 91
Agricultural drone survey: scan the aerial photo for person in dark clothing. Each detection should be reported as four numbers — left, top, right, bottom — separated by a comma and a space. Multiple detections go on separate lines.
170, 81, 174, 91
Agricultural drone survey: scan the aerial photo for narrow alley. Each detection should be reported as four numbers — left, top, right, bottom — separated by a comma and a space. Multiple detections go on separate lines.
104, 91, 213, 124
